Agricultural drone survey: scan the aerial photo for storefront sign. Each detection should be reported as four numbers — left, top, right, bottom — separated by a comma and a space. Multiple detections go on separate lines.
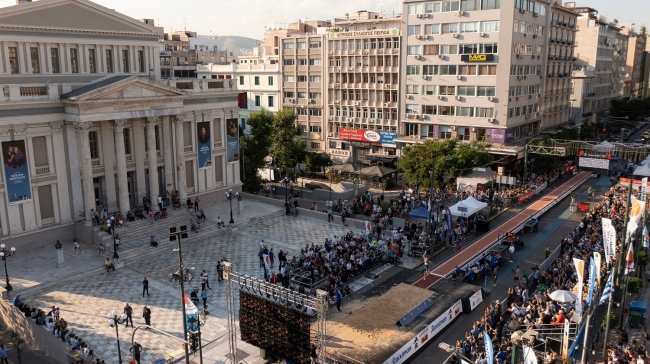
485, 128, 513, 144
460, 54, 494, 62
2, 140, 32, 205
349, 141, 371, 148
330, 28, 400, 38
338, 127, 396, 146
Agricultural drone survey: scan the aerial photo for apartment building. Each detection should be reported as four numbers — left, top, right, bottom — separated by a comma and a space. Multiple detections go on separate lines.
325, 11, 402, 165
570, 65, 596, 124
279, 20, 330, 152
621, 28, 646, 98
565, 4, 628, 112
399, 0, 551, 158
542, 4, 577, 128
160, 30, 232, 79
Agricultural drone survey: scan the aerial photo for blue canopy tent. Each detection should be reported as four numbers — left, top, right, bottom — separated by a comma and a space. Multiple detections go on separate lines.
405, 206, 430, 219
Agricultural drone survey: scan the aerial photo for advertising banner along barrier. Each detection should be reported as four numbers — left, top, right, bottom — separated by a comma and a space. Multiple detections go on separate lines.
226, 118, 240, 162
2, 140, 32, 205
196, 121, 212, 169
577, 202, 590, 213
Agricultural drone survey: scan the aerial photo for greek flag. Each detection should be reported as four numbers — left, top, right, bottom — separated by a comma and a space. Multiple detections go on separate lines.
599, 271, 614, 306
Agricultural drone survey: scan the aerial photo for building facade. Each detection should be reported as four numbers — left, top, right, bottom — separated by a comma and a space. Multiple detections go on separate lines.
0, 0, 240, 242
325, 11, 402, 165
160, 30, 232, 79
621, 28, 646, 98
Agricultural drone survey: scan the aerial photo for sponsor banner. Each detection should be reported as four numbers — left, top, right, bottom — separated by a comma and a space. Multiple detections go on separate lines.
625, 241, 635, 276
629, 195, 644, 226
602, 218, 617, 266
577, 202, 590, 213
2, 140, 32, 205
578, 157, 610, 169
523, 345, 538, 364
384, 300, 462, 364
561, 320, 570, 360
460, 54, 495, 62
196, 121, 212, 170
586, 257, 596, 305
469, 290, 483, 311
618, 177, 650, 189
642, 177, 648, 204
593, 252, 602, 285
226, 118, 240, 162
183, 293, 199, 333
518, 190, 535, 203
330, 28, 400, 38
484, 329, 494, 364
338, 127, 397, 145
535, 182, 548, 195
573, 258, 585, 316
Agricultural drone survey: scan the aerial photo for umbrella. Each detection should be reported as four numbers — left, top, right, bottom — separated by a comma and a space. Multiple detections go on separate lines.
358, 165, 397, 177
548, 290, 577, 302
336, 163, 358, 173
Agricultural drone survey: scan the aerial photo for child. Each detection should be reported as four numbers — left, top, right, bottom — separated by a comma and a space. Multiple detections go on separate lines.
97, 243, 105, 255
73, 239, 82, 254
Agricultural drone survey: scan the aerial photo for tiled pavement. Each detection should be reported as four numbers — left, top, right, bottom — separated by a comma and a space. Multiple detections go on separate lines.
12, 201, 379, 364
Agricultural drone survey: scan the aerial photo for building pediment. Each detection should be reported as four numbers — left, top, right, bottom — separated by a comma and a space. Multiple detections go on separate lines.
62, 76, 189, 103
0, 0, 160, 36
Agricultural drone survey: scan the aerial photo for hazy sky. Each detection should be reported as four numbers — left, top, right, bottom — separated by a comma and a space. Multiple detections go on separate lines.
1, 0, 646, 39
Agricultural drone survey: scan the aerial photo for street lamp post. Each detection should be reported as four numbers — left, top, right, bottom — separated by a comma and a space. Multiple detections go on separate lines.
187, 310, 209, 364
281, 177, 292, 214
0, 244, 16, 292
107, 310, 128, 364
106, 216, 118, 261
428, 151, 437, 236
225, 189, 237, 224
169, 226, 192, 364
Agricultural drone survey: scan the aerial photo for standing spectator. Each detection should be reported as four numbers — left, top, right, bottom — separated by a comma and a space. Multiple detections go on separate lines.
258, 248, 265, 268
114, 234, 121, 251
341, 209, 348, 226
268, 248, 275, 268
327, 207, 333, 222
142, 306, 152, 328
194, 196, 200, 211
217, 260, 224, 282
74, 239, 82, 254
569, 194, 575, 212
142, 277, 149, 297
157, 195, 163, 211
335, 288, 342, 312
201, 288, 208, 309
0, 344, 8, 364
201, 270, 209, 290
123, 303, 134, 328
129, 342, 142, 364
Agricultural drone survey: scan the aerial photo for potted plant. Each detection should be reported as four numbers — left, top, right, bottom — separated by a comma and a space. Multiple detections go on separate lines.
637, 251, 649, 269
601, 311, 620, 330
628, 277, 642, 295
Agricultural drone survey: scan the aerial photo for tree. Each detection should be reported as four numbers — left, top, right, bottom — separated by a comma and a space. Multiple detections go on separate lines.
269, 108, 307, 175
397, 139, 492, 190
305, 152, 332, 176
240, 109, 273, 193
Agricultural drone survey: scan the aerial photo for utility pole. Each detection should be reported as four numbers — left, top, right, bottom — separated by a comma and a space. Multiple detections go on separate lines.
428, 150, 436, 236
170, 227, 191, 364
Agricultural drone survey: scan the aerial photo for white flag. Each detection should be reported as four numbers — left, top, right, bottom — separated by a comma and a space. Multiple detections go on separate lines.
602, 218, 617, 267
573, 258, 585, 316
593, 252, 602, 285
523, 345, 538, 364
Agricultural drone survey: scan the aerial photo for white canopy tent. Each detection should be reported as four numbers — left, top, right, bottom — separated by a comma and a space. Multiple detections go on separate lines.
594, 141, 616, 152
633, 164, 650, 177
449, 196, 489, 216
456, 168, 497, 192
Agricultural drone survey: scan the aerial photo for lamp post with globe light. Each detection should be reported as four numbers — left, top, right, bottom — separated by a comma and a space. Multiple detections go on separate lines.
225, 189, 237, 224
107, 309, 128, 364
0, 244, 16, 292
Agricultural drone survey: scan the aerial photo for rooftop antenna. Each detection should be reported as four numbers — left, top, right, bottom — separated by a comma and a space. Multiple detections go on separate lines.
182, 18, 188, 32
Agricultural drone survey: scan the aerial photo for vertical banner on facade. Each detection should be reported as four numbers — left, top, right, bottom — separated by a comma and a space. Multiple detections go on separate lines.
2, 140, 32, 205
183, 293, 199, 333
573, 258, 585, 317
523, 345, 538, 364
196, 121, 212, 170
561, 320, 570, 361
586, 257, 596, 305
602, 218, 616, 267
593, 252, 602, 285
226, 118, 240, 162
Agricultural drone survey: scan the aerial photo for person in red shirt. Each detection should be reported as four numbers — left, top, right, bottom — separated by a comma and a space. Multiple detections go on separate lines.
553, 309, 566, 327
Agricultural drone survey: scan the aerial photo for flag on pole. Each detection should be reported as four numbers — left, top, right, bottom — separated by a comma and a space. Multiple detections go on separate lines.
625, 241, 635, 276
483, 330, 494, 364
523, 345, 538, 364
573, 258, 585, 316
602, 218, 617, 267
599, 271, 614, 306
643, 225, 649, 248
593, 252, 602, 285
586, 257, 596, 305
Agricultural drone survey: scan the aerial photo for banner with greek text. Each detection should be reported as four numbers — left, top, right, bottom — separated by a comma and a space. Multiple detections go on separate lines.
573, 258, 585, 316
586, 257, 596, 305
196, 121, 212, 170
602, 218, 616, 267
484, 329, 494, 364
593, 252, 602, 285
2, 140, 32, 205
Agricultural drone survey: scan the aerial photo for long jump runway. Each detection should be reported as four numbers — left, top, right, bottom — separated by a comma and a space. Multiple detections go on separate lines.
413, 171, 592, 289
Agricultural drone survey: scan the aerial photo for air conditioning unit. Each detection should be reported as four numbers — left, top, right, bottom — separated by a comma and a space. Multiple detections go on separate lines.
438, 55, 445, 60
423, 75, 428, 80
452, 33, 459, 38
487, 96, 493, 101
455, 96, 461, 101
458, 10, 464, 15
438, 95, 443, 100
487, 118, 494, 123
519, 8, 525, 13
349, 67, 354, 71
452, 126, 457, 131
407, 114, 414, 119
354, 101, 360, 106
537, 55, 540, 59
335, 68, 340, 72
456, 75, 463, 80
348, 50, 354, 54
532, 34, 537, 38
479, 32, 486, 37
309, 99, 314, 103
517, 76, 522, 80
328, 132, 333, 137
289, 98, 295, 102
329, 51, 333, 55
417, 14, 423, 18
383, 103, 390, 107
334, 83, 340, 87
385, 84, 391, 88
334, 100, 340, 104
471, 128, 476, 132
348, 118, 354, 122
415, 35, 422, 39
525, 114, 531, 119
363, 50, 369, 54
378, 49, 383, 53
533, 12, 538, 17
528, 95, 532, 99
328, 117, 333, 121
414, 55, 421, 60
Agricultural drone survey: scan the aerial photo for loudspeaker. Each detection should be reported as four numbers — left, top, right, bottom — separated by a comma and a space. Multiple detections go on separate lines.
169, 227, 177, 241
180, 225, 188, 239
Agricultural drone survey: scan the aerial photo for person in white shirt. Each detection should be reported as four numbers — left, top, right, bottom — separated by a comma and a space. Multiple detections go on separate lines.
260, 239, 265, 249
216, 216, 224, 228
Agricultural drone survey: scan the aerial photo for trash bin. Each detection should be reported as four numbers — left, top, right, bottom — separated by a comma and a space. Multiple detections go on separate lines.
630, 301, 647, 325
630, 311, 641, 328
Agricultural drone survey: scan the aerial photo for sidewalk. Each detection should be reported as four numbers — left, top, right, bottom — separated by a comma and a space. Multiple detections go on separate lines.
0, 325, 57, 364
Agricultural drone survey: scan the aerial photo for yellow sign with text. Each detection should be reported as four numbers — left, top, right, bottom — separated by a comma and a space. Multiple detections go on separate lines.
461, 54, 495, 62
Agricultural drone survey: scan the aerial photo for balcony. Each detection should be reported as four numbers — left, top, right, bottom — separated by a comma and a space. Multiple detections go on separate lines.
35, 166, 50, 175
164, 79, 237, 93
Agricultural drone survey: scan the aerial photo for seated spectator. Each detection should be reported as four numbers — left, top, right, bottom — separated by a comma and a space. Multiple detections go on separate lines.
105, 258, 115, 272
216, 216, 225, 228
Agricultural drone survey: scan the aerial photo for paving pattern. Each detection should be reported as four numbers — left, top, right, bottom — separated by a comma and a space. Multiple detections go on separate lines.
14, 201, 356, 364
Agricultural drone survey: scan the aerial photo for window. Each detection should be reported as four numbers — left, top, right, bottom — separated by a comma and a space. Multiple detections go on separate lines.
425, 2, 439, 13
297, 42, 306, 49
439, 65, 457, 75
441, 23, 459, 34
309, 109, 322, 116
268, 96, 274, 107
423, 85, 436, 95
239, 76, 244, 85
425, 24, 441, 35
441, 1, 461, 12
88, 49, 97, 73
310, 142, 321, 149
440, 45, 458, 54
423, 65, 437, 75
50, 48, 60, 74
297, 92, 307, 99
284, 92, 295, 98
439, 106, 455, 116
121, 49, 129, 73
457, 127, 470, 141
408, 3, 422, 14
424, 45, 439, 55
461, 0, 480, 10
69, 48, 79, 73
407, 45, 421, 55
27, 47, 40, 74
476, 107, 495, 117
480, 21, 500, 32
477, 86, 496, 96
283, 75, 295, 82
405, 104, 419, 114
254, 76, 260, 85
309, 75, 321, 82
8, 47, 19, 74
439, 86, 455, 95
460, 22, 479, 33
406, 65, 420, 75
309, 126, 322, 133
406, 85, 419, 95
255, 95, 261, 107
457, 86, 476, 96
309, 92, 322, 99
422, 105, 437, 114
105, 49, 113, 73
89, 131, 99, 159
457, 107, 474, 117
478, 65, 497, 75
459, 44, 479, 54
408, 25, 421, 36
309, 41, 321, 48
297, 75, 307, 82
297, 59, 307, 66
138, 50, 144, 72
481, 0, 500, 9
480, 43, 498, 54
309, 58, 321, 66
440, 126, 452, 139
459, 65, 477, 75
283, 59, 295, 66
123, 128, 132, 155
283, 43, 294, 49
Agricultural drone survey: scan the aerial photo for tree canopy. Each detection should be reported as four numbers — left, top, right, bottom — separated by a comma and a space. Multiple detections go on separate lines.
397, 139, 492, 190
240, 109, 273, 193
269, 108, 307, 174
610, 97, 650, 120
305, 152, 332, 176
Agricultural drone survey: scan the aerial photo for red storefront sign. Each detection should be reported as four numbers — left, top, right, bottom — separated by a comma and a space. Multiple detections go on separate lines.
338, 127, 382, 142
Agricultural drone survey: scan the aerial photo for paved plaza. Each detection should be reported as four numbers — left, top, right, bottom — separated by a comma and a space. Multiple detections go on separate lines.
9, 199, 367, 364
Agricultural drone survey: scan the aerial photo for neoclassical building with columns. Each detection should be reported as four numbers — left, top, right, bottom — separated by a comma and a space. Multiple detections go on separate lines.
0, 0, 241, 244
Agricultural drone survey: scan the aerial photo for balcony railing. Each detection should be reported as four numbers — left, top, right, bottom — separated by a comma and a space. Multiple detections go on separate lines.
20, 86, 47, 97
175, 82, 193, 90
35, 166, 50, 175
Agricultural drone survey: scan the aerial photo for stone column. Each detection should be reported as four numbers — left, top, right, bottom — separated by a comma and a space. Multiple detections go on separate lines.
173, 116, 187, 201
113, 119, 130, 213
162, 116, 174, 192
75, 122, 95, 225
146, 116, 160, 211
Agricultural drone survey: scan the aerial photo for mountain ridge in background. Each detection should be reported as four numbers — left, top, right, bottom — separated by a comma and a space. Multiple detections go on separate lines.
200, 35, 261, 55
